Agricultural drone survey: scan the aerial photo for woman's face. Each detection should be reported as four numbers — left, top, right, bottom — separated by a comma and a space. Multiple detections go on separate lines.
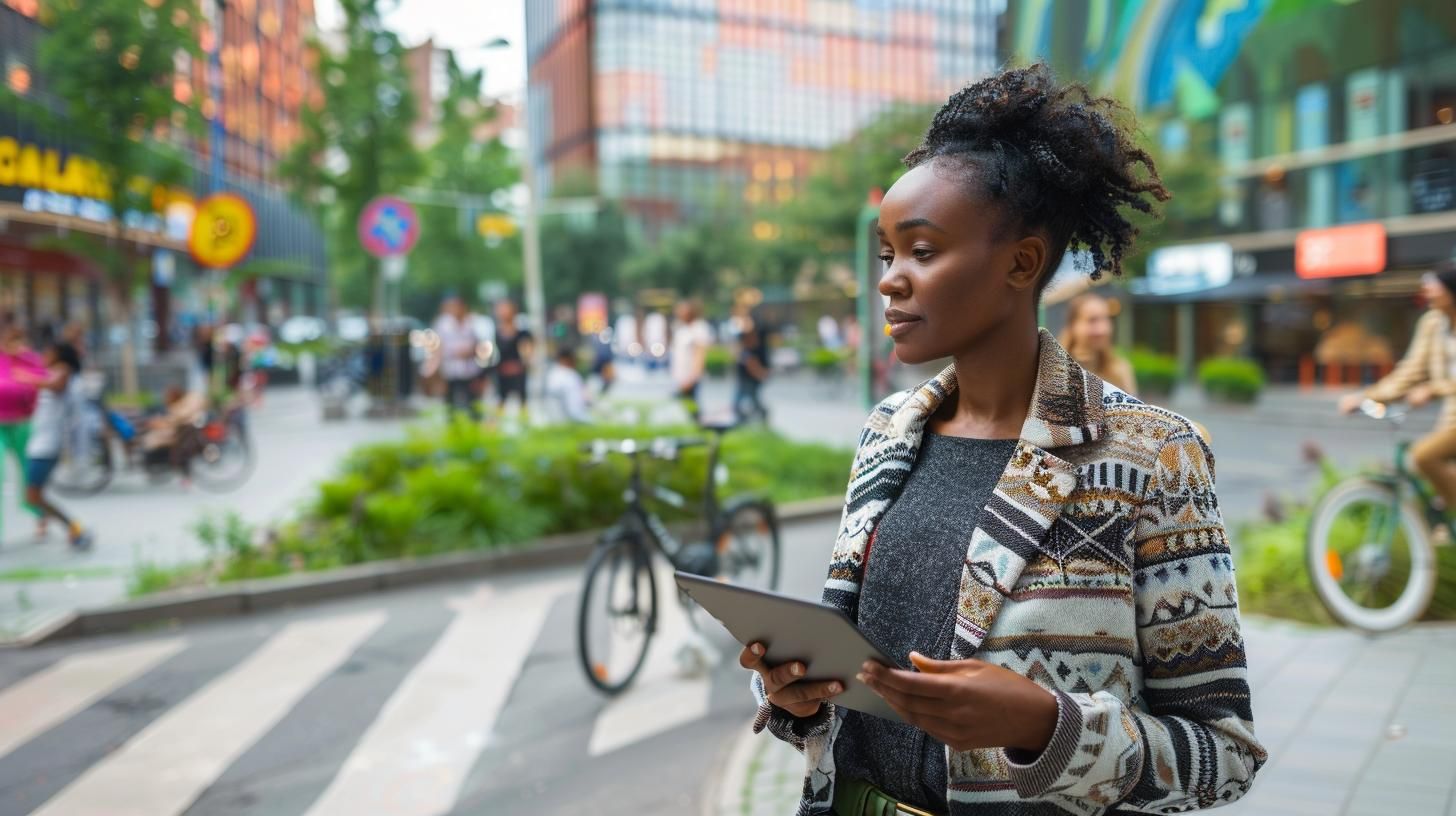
1072, 298, 1114, 352
876, 162, 1037, 365
1421, 276, 1452, 311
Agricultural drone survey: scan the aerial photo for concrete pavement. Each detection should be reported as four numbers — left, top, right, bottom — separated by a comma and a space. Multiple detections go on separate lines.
0, 388, 411, 639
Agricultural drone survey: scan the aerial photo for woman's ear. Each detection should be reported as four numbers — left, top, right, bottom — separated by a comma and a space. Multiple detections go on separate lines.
1005, 235, 1048, 293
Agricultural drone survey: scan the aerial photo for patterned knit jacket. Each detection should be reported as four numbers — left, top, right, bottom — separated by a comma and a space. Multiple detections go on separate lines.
750, 330, 1266, 815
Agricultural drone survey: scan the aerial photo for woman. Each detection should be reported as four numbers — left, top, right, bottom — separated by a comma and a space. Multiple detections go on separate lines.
19, 340, 92, 549
1059, 292, 1136, 395
740, 64, 1263, 816
0, 314, 46, 536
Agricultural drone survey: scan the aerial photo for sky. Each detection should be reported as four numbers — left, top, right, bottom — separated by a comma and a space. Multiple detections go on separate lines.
312, 0, 526, 100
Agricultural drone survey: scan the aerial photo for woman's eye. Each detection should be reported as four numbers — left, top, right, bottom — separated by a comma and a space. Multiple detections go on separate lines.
912, 248, 934, 261
878, 254, 893, 265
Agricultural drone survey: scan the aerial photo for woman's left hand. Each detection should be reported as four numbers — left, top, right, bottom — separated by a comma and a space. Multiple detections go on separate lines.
859, 652, 1059, 754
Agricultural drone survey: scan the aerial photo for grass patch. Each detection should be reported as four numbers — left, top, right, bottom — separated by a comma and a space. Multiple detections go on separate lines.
0, 566, 120, 582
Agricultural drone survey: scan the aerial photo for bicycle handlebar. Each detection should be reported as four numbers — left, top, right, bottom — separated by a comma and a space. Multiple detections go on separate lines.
580, 436, 707, 461
1358, 399, 1408, 425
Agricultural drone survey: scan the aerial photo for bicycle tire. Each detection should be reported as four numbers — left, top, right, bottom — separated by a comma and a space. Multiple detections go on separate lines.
577, 531, 658, 695
52, 434, 114, 497
1306, 478, 1437, 632
192, 421, 256, 493
717, 499, 782, 592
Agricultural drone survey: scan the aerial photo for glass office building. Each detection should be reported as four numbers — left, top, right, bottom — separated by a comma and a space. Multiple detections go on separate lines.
526, 0, 1001, 237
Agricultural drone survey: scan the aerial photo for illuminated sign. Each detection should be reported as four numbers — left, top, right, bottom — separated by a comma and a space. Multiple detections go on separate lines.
1295, 223, 1386, 279
0, 136, 193, 236
1145, 242, 1234, 295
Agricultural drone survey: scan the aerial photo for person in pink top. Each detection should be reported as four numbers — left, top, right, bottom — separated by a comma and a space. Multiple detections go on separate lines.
0, 314, 47, 537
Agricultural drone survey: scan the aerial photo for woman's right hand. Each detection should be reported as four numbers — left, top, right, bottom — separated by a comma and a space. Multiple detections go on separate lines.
739, 642, 844, 718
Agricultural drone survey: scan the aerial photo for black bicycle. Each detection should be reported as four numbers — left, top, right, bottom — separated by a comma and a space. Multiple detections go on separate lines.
576, 422, 781, 694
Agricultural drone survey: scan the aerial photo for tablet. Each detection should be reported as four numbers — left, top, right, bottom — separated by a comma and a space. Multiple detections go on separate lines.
674, 571, 906, 725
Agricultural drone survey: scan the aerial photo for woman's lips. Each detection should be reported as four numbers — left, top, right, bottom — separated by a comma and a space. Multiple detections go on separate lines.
885, 310, 920, 339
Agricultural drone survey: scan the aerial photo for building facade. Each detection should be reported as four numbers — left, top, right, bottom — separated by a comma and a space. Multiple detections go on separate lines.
0, 0, 327, 359
1012, 0, 1456, 386
525, 0, 1001, 238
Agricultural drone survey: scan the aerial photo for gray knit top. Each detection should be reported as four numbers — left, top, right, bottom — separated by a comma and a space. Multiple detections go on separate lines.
833, 432, 1018, 812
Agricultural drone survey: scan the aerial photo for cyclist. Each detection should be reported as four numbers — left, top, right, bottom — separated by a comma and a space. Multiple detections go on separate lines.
1339, 263, 1456, 514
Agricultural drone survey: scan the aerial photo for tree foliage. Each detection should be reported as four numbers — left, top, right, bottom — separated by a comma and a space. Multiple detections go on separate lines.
540, 203, 634, 308
281, 0, 422, 314
403, 54, 520, 319
21, 0, 202, 393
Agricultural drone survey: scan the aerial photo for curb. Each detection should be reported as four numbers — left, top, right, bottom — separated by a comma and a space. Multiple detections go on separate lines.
4, 496, 845, 648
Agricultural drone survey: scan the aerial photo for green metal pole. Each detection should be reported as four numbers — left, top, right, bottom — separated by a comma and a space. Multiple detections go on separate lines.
855, 202, 880, 410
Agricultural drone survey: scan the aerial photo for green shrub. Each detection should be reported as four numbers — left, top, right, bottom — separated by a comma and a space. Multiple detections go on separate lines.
1198, 356, 1264, 403
134, 422, 853, 596
808, 347, 846, 375
705, 346, 732, 378
1128, 348, 1178, 395
1235, 465, 1456, 624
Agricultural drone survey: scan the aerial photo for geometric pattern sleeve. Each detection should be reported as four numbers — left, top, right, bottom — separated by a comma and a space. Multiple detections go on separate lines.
749, 670, 832, 751
1006, 423, 1267, 810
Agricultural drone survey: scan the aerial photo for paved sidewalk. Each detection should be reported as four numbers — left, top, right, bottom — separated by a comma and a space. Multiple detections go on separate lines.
711, 619, 1456, 816
0, 388, 410, 639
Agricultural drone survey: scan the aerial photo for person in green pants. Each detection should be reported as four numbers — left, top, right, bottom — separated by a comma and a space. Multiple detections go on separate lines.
0, 315, 48, 539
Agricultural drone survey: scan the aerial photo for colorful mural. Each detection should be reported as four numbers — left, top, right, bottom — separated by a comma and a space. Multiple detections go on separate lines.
1011, 0, 1273, 117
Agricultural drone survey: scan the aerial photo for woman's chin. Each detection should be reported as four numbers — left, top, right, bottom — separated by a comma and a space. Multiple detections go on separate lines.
892, 343, 937, 366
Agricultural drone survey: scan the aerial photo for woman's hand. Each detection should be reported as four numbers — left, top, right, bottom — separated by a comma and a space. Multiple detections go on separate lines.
1408, 384, 1436, 407
739, 642, 844, 718
860, 652, 1058, 754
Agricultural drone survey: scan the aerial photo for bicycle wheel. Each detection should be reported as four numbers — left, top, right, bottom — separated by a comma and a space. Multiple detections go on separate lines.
1307, 478, 1437, 632
192, 418, 255, 493
716, 500, 781, 592
52, 433, 113, 497
577, 532, 657, 695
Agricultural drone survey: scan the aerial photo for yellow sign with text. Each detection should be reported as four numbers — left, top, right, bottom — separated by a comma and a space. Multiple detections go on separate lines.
476, 213, 518, 239
189, 193, 257, 269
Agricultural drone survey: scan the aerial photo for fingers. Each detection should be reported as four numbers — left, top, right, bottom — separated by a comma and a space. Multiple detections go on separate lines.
860, 660, 959, 698
737, 642, 766, 671
771, 679, 844, 708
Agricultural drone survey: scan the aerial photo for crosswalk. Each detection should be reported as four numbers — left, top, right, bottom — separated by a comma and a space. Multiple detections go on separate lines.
0, 572, 754, 816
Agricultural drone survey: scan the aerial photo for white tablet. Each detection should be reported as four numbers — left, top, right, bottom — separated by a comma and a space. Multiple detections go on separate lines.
675, 571, 906, 725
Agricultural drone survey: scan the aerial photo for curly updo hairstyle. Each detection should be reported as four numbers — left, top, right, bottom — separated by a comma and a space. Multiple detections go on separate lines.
904, 62, 1170, 295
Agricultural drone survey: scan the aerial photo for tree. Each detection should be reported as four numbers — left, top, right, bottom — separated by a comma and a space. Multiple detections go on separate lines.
770, 103, 935, 268
621, 217, 750, 300
403, 54, 520, 319
15, 0, 202, 395
539, 203, 634, 309
282, 0, 421, 317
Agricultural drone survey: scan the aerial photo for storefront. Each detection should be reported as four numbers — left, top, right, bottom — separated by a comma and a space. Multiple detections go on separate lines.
1132, 222, 1456, 386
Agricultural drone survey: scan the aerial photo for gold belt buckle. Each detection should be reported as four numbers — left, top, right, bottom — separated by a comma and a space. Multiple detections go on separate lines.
895, 804, 937, 816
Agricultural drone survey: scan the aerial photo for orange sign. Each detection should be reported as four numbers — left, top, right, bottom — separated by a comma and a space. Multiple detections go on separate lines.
1295, 223, 1386, 279
188, 193, 257, 269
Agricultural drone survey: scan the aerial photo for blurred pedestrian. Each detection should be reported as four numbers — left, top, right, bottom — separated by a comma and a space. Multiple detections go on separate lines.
17, 340, 92, 549
734, 315, 770, 423
1058, 292, 1137, 395
544, 347, 592, 424
1341, 263, 1456, 512
493, 299, 533, 415
434, 295, 481, 420
590, 332, 616, 395
741, 63, 1261, 815
670, 299, 711, 415
0, 313, 46, 536
818, 313, 843, 350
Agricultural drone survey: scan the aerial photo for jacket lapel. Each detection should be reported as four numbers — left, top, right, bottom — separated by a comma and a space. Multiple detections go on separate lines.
820, 330, 1106, 657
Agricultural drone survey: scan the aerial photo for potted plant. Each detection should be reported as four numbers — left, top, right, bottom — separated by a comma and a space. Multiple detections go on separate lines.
704, 346, 732, 379
1128, 348, 1179, 398
1198, 357, 1265, 404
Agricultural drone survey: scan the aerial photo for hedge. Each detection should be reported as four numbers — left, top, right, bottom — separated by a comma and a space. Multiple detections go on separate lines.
133, 420, 853, 595
1128, 349, 1178, 395
1198, 357, 1265, 403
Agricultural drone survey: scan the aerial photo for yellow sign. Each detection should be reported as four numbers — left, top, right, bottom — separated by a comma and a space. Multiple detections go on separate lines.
476, 213, 517, 240
189, 193, 257, 269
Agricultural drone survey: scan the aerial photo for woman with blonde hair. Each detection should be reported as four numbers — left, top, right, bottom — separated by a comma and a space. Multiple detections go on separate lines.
1059, 292, 1136, 395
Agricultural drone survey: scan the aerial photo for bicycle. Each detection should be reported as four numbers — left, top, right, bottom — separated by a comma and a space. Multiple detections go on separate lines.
1307, 399, 1447, 631
576, 421, 781, 695
52, 397, 255, 496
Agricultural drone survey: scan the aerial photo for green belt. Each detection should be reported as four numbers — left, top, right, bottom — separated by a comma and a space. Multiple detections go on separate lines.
832, 777, 942, 816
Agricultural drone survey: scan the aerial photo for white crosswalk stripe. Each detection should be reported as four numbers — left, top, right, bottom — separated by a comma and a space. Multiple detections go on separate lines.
304, 579, 568, 816
588, 563, 717, 757
0, 638, 186, 762
29, 611, 386, 816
